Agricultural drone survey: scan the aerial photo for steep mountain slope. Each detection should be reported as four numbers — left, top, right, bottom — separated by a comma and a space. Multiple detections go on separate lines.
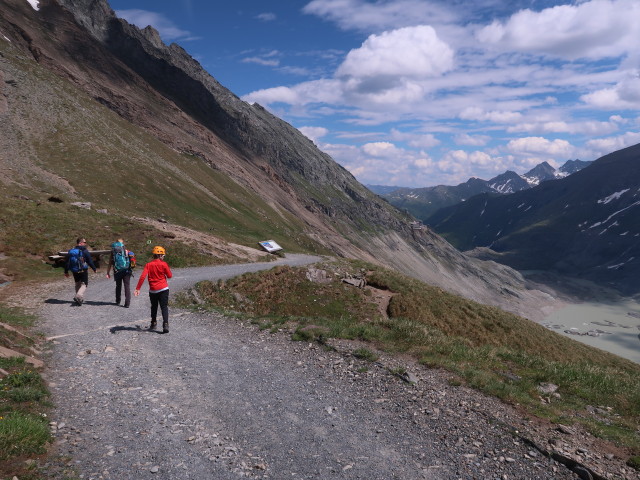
0, 0, 557, 319
382, 160, 591, 222
428, 144, 640, 294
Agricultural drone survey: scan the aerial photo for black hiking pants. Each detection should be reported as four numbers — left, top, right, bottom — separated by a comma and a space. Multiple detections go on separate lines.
149, 289, 169, 325
114, 270, 132, 307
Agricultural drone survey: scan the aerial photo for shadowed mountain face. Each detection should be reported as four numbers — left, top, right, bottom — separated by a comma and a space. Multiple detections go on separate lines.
0, 0, 563, 319
378, 160, 592, 223
428, 144, 640, 294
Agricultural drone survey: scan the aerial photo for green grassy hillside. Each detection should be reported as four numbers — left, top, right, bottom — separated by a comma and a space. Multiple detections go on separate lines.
0, 38, 330, 284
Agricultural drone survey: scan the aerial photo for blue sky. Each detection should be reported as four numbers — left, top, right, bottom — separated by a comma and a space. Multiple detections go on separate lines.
106, 0, 640, 188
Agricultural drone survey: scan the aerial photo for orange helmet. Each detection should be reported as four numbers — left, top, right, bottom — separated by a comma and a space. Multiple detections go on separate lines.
152, 246, 166, 255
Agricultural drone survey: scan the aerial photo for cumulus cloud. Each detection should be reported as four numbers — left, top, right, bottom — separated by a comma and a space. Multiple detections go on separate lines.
476, 0, 640, 60
362, 142, 402, 158
243, 79, 344, 106
337, 26, 454, 79
506, 137, 574, 157
315, 139, 438, 186
440, 150, 495, 168
585, 131, 640, 155
581, 74, 640, 109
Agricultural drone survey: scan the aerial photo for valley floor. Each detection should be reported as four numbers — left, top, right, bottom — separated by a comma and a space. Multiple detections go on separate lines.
524, 272, 640, 364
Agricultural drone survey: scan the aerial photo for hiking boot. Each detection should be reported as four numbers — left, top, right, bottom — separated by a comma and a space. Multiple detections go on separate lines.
162, 322, 169, 334
149, 321, 157, 330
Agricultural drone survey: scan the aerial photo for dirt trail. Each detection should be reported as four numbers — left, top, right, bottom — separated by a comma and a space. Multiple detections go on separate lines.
31, 255, 631, 479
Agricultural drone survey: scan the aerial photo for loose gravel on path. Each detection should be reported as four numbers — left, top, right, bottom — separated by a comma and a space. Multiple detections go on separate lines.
34, 254, 632, 479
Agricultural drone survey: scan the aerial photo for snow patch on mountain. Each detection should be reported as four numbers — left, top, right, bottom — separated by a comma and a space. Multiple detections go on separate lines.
598, 189, 630, 205
589, 200, 640, 229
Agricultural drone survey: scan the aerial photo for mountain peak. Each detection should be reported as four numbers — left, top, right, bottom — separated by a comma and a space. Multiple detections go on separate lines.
523, 162, 557, 186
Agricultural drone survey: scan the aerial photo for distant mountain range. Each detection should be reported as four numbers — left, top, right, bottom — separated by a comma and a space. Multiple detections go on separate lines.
369, 160, 592, 222
427, 144, 640, 294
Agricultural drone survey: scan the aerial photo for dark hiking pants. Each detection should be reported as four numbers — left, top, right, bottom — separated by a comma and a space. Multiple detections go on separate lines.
149, 289, 169, 324
114, 270, 132, 307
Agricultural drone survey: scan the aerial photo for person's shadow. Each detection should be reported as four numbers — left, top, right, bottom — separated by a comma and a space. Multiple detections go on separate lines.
44, 299, 117, 306
45, 299, 70, 305
110, 325, 162, 334
84, 300, 117, 306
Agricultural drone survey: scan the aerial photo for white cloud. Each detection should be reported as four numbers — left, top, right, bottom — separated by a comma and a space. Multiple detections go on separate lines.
362, 142, 402, 158
440, 150, 495, 168
390, 129, 441, 148
585, 131, 640, 155
506, 137, 574, 157
26, 0, 39, 10
476, 0, 640, 60
507, 120, 620, 136
298, 126, 329, 143
337, 26, 454, 79
243, 79, 344, 106
242, 57, 279, 67
581, 74, 640, 109
454, 134, 491, 147
302, 0, 456, 32
256, 12, 276, 22
459, 107, 522, 124
315, 139, 439, 186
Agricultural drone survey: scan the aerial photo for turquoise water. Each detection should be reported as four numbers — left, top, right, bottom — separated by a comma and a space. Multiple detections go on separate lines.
543, 299, 640, 364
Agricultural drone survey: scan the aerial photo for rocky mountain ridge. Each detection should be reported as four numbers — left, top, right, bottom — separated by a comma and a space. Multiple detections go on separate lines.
374, 159, 592, 222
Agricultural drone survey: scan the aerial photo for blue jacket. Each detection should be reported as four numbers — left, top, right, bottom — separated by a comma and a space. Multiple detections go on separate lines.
64, 245, 97, 274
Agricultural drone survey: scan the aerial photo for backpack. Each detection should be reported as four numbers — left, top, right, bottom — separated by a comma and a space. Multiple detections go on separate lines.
111, 241, 131, 272
68, 247, 88, 273
128, 251, 137, 269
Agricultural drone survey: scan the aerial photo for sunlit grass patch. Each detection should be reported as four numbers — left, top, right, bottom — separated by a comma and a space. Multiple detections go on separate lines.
0, 305, 38, 328
0, 411, 50, 460
1, 369, 49, 405
0, 303, 52, 477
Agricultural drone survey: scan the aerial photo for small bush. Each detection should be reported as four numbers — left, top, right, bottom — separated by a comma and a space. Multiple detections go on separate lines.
352, 348, 378, 362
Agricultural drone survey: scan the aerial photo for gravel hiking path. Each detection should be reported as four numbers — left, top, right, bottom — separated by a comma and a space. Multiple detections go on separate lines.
35, 254, 594, 479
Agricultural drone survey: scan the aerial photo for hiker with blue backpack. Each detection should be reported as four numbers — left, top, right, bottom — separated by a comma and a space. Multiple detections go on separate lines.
106, 238, 136, 308
64, 237, 97, 306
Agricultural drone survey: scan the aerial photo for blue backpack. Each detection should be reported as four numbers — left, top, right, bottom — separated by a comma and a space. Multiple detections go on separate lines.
68, 247, 88, 273
111, 242, 130, 272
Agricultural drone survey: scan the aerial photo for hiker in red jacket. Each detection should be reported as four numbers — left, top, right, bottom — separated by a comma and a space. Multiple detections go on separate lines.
134, 246, 173, 333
